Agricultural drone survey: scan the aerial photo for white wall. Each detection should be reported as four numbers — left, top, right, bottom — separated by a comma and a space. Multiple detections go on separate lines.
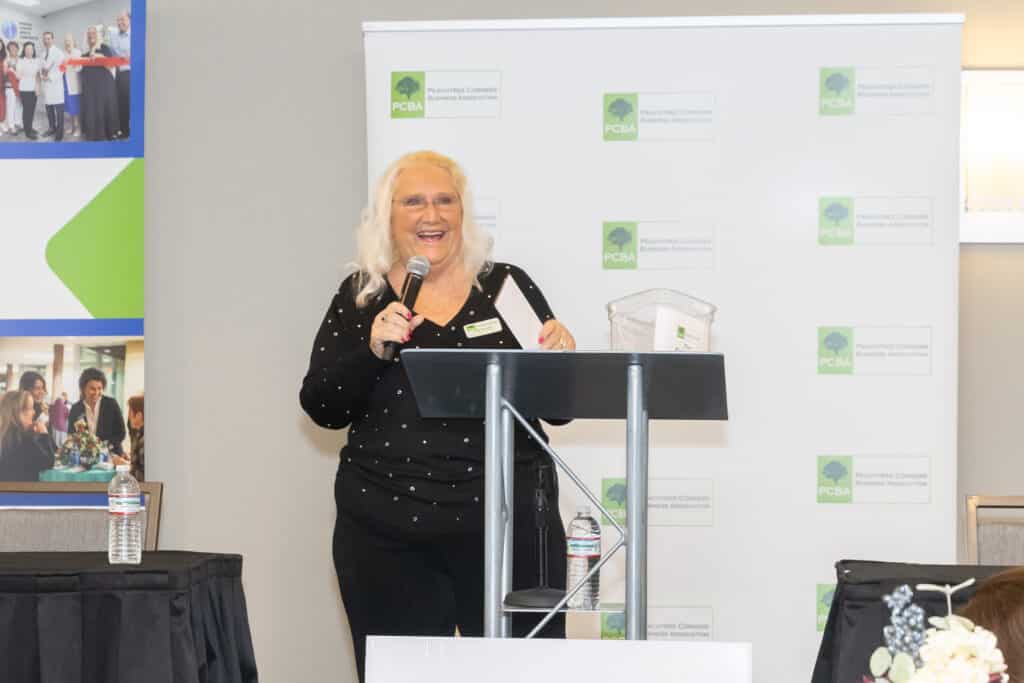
0, 4, 42, 45
958, 244, 1024, 518
145, 1, 1024, 681
43, 0, 127, 50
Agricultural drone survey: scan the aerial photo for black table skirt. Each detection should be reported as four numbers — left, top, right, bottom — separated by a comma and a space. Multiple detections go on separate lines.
0, 551, 258, 683
812, 559, 1008, 683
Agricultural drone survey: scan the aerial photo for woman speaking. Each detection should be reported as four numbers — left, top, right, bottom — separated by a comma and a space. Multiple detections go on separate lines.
300, 150, 575, 681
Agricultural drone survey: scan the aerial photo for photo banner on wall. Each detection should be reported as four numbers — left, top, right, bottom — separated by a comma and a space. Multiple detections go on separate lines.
364, 14, 962, 681
0, 0, 146, 484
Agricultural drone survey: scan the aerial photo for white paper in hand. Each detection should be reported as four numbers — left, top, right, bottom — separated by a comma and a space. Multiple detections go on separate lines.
494, 274, 542, 350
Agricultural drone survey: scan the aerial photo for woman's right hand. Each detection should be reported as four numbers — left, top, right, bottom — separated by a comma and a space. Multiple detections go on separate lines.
369, 302, 424, 360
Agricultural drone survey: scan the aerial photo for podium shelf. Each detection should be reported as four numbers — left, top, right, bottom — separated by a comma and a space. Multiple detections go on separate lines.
402, 349, 727, 421
503, 602, 626, 614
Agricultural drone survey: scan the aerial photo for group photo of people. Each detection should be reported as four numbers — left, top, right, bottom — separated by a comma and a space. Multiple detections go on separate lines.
0, 0, 133, 143
0, 336, 144, 482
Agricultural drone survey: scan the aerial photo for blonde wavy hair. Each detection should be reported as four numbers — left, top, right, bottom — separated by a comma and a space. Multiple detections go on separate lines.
0, 391, 32, 442
353, 150, 492, 308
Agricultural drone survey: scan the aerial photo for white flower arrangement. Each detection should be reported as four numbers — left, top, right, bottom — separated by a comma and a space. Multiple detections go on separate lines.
908, 615, 1007, 683
867, 579, 1009, 683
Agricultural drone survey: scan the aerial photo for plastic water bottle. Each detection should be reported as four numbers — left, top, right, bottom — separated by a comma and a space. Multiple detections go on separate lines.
108, 464, 142, 564
566, 505, 601, 609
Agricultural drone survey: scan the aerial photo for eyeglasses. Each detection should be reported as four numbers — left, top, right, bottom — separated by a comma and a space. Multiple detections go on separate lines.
393, 193, 460, 213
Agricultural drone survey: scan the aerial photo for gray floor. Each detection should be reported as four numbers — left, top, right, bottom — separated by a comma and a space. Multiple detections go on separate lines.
0, 103, 128, 143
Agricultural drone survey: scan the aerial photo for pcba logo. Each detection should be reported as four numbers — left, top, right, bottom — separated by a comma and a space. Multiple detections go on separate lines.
392, 101, 423, 114
603, 223, 638, 269
817, 456, 852, 504
818, 327, 853, 375
391, 72, 425, 118
604, 93, 638, 141
819, 68, 855, 116
818, 197, 854, 246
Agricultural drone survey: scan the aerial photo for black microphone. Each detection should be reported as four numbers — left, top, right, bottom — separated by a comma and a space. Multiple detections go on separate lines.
381, 255, 431, 361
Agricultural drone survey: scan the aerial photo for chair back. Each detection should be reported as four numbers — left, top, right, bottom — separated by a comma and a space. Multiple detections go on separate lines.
0, 481, 163, 551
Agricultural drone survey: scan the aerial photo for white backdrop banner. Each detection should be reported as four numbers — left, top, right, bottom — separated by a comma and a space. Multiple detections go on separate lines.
363, 14, 962, 681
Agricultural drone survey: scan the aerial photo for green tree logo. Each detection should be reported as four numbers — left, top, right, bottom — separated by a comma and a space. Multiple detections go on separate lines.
601, 612, 626, 640
817, 584, 836, 631
395, 76, 420, 99
823, 332, 848, 355
817, 456, 853, 504
818, 197, 854, 246
824, 72, 850, 95
818, 327, 854, 375
603, 93, 638, 141
608, 97, 634, 121
819, 68, 855, 116
607, 226, 633, 250
602, 477, 627, 524
822, 460, 848, 485
603, 223, 638, 270
391, 71, 425, 119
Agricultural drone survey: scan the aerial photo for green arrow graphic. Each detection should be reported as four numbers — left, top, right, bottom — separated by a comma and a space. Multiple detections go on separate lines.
45, 159, 143, 318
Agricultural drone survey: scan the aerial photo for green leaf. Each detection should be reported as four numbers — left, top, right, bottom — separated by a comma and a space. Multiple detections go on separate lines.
870, 648, 893, 677
889, 652, 916, 683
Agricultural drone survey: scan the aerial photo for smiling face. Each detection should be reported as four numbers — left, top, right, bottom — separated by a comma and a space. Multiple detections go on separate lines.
389, 163, 464, 273
83, 380, 104, 407
29, 379, 45, 404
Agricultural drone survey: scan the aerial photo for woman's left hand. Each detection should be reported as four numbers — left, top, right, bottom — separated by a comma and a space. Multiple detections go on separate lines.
538, 319, 576, 351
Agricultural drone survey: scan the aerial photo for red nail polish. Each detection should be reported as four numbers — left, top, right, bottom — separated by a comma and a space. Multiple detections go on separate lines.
405, 312, 412, 320
538, 336, 544, 343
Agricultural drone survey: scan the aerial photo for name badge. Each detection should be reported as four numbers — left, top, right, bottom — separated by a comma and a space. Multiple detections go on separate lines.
464, 318, 503, 339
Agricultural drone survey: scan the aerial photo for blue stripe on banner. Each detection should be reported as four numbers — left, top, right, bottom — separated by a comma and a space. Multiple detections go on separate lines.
130, 0, 147, 155
0, 139, 143, 160
0, 493, 107, 508
0, 493, 146, 509
0, 319, 144, 336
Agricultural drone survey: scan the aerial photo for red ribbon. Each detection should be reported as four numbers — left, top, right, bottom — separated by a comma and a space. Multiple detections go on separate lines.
59, 56, 129, 73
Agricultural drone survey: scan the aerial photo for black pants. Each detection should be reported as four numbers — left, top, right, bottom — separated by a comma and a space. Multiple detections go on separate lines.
334, 472, 567, 683
46, 103, 64, 140
20, 91, 36, 136
116, 70, 130, 136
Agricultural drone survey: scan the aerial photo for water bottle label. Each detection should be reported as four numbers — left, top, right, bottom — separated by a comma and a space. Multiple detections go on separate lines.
109, 494, 141, 515
567, 536, 601, 558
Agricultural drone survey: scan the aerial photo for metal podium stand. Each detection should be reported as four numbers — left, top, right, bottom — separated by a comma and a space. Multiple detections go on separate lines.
402, 350, 728, 640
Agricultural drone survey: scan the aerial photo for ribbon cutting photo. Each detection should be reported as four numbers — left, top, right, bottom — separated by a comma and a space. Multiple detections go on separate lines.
0, 0, 131, 143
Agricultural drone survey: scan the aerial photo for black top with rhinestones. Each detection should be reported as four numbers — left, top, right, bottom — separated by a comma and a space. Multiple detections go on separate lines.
300, 263, 564, 534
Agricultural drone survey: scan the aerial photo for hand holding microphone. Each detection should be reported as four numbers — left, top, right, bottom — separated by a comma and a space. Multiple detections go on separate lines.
369, 256, 431, 361
369, 302, 423, 360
